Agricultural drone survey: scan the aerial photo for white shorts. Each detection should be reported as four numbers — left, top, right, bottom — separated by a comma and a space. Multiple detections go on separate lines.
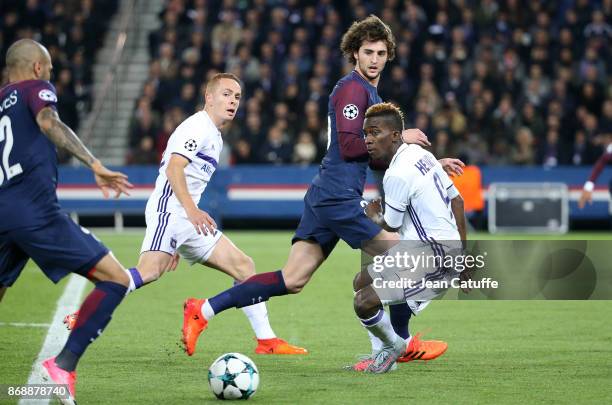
141, 212, 222, 265
367, 240, 461, 305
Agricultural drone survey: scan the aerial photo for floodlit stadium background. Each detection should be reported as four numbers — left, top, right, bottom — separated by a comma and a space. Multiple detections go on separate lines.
1, 0, 610, 231
1, 2, 612, 404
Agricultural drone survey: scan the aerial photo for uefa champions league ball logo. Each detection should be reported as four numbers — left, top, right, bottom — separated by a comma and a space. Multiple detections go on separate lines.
343, 104, 359, 120
184, 139, 197, 151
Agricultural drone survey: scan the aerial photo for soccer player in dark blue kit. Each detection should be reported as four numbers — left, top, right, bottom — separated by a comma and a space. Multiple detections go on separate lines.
182, 16, 463, 365
0, 39, 133, 404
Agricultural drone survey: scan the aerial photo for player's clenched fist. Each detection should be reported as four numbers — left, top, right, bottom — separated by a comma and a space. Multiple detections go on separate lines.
186, 207, 217, 235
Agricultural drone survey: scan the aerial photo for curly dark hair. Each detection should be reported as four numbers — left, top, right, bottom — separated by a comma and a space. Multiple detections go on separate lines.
365, 102, 405, 131
340, 15, 396, 65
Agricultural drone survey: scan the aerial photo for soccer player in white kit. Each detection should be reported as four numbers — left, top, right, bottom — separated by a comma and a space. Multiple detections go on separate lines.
354, 102, 468, 373
67, 73, 307, 356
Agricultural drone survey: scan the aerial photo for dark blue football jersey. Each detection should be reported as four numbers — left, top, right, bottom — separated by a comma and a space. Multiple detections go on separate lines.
0, 80, 60, 231
312, 70, 383, 197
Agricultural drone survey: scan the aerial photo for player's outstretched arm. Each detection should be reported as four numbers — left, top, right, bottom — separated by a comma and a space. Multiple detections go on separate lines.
36, 107, 132, 198
578, 190, 593, 209
37, 107, 97, 167
166, 153, 217, 235
451, 194, 473, 292
579, 150, 612, 209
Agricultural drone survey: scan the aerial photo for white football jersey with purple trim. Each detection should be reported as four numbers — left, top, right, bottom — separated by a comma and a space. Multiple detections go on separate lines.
382, 144, 460, 242
146, 110, 223, 217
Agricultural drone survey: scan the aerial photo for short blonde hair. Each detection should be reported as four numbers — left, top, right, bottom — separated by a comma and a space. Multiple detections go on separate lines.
205, 72, 241, 95
365, 102, 404, 131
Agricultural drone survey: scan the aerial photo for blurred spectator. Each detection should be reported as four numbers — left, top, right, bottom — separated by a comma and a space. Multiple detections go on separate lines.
258, 125, 292, 165
537, 129, 565, 167
155, 111, 179, 160
127, 136, 159, 165
0, 0, 118, 163
518, 103, 545, 139
129, 99, 159, 149
293, 131, 318, 165
233, 139, 255, 164
432, 130, 453, 158
492, 93, 518, 141
511, 127, 536, 165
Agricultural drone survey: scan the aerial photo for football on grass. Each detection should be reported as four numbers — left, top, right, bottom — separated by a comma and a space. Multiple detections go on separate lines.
208, 353, 259, 400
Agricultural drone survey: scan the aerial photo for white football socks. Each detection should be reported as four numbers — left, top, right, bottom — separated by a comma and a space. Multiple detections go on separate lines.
368, 331, 384, 354
361, 309, 399, 347
201, 300, 215, 320
199, 300, 277, 340
241, 302, 276, 340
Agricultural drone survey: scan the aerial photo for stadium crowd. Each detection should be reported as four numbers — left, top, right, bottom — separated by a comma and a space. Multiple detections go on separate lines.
0, 0, 118, 162
129, 0, 611, 167
1, 1, 610, 167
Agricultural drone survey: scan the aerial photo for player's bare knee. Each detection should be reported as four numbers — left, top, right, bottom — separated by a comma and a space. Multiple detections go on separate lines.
137, 253, 171, 283
141, 266, 164, 283
0, 286, 7, 303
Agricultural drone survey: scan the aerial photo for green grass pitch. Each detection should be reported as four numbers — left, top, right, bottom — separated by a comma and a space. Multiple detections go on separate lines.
1, 231, 611, 404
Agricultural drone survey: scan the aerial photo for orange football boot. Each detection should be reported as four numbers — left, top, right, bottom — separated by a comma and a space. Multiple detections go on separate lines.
182, 298, 208, 356
254, 337, 308, 355
397, 333, 448, 362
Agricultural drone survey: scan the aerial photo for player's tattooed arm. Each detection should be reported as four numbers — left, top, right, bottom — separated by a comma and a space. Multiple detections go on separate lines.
36, 107, 96, 167
36, 107, 133, 198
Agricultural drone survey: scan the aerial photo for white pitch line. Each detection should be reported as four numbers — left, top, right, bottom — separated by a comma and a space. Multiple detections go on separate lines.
18, 274, 87, 405
0, 322, 51, 328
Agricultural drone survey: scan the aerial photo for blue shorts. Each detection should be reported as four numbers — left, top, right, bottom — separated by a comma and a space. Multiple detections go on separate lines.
292, 185, 382, 257
0, 213, 109, 287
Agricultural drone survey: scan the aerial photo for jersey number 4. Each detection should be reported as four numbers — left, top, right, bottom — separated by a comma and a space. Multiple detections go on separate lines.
0, 116, 23, 186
